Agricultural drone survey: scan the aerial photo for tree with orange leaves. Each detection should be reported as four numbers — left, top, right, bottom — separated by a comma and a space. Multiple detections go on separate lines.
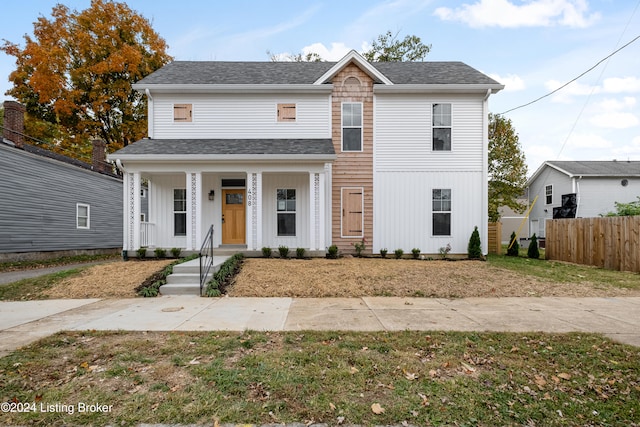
1, 0, 171, 158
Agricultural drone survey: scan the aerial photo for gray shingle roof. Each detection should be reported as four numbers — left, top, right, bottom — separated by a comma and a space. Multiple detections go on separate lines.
548, 160, 640, 176
112, 138, 335, 157
136, 61, 500, 86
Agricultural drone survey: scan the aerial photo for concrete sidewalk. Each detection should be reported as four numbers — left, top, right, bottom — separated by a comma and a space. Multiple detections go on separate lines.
1, 296, 640, 356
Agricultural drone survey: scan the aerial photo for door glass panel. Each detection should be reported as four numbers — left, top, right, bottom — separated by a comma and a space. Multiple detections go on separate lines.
225, 193, 243, 205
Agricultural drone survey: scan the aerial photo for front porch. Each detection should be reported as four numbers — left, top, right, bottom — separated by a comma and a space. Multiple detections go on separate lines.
122, 166, 332, 255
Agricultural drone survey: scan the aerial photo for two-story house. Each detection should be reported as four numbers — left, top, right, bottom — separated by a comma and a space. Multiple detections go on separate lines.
109, 50, 503, 257
527, 160, 640, 239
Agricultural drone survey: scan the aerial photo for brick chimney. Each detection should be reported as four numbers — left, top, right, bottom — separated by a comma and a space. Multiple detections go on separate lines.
91, 138, 108, 173
2, 101, 26, 147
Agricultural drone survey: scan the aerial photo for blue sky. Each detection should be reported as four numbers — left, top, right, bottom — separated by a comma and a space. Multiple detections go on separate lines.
2, 0, 639, 176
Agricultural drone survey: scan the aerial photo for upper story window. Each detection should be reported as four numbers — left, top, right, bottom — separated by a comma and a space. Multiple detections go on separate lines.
277, 103, 296, 122
76, 203, 90, 229
174, 104, 192, 122
432, 103, 451, 151
342, 102, 362, 152
545, 185, 553, 205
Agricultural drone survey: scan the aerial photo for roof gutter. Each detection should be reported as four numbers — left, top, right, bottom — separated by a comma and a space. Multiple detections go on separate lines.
108, 153, 337, 163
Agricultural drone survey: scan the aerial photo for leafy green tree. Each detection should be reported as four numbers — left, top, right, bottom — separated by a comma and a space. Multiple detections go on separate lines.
362, 30, 431, 62
527, 233, 540, 259
1, 0, 172, 159
488, 114, 528, 222
604, 197, 640, 216
468, 226, 482, 259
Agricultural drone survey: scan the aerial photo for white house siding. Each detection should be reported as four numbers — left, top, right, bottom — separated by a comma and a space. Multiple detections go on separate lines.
374, 94, 485, 172
152, 93, 331, 139
575, 177, 640, 217
374, 171, 484, 254
373, 94, 486, 254
147, 174, 188, 249
528, 167, 575, 237
261, 173, 310, 249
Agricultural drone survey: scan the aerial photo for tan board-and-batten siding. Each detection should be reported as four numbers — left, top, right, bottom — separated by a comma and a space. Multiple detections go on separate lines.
330, 63, 374, 255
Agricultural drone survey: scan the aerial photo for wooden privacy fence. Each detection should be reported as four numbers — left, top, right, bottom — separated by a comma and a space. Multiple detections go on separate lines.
546, 216, 640, 273
488, 222, 502, 254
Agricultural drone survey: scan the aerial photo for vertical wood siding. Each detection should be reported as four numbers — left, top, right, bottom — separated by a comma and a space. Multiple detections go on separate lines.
373, 171, 484, 254
147, 174, 187, 249
152, 93, 331, 139
330, 63, 374, 254
0, 144, 122, 253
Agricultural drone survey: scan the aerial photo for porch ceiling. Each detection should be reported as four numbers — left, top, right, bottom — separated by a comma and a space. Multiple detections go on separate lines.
109, 138, 336, 162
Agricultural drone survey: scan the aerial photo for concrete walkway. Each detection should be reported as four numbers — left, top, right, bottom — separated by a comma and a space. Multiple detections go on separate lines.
1, 296, 640, 357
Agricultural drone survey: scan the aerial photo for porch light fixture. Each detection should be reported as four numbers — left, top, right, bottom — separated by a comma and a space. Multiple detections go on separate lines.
208, 190, 215, 201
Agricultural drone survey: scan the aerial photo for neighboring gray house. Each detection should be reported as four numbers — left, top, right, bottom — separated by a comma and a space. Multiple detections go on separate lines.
527, 160, 640, 238
0, 101, 123, 261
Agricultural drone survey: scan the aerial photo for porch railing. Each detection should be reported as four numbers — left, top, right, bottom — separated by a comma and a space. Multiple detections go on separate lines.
140, 222, 155, 247
199, 224, 214, 296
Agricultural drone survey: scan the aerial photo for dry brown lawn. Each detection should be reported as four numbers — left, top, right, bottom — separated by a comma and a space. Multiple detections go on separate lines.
228, 257, 640, 298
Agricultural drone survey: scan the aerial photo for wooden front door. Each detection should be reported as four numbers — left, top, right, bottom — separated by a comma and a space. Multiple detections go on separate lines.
222, 189, 246, 245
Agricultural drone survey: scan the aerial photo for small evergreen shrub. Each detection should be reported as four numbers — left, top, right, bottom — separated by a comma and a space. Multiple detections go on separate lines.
154, 248, 167, 258
507, 232, 520, 257
278, 245, 290, 259
394, 248, 404, 259
137, 247, 147, 259
327, 245, 339, 259
262, 247, 272, 258
380, 248, 388, 258
528, 233, 540, 259
468, 226, 482, 259
296, 248, 306, 259
411, 248, 421, 259
170, 247, 182, 258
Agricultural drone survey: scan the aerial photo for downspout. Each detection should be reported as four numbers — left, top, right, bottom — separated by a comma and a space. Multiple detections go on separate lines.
145, 88, 154, 139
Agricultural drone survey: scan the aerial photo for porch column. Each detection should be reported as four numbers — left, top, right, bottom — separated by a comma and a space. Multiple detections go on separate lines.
309, 171, 326, 251
247, 172, 262, 250
186, 172, 202, 251
125, 172, 141, 251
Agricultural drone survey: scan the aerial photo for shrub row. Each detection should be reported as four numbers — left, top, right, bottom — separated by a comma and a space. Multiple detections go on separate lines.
205, 253, 244, 297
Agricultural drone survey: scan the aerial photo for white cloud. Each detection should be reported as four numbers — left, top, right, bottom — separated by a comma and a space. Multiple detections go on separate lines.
602, 77, 640, 94
488, 73, 525, 91
590, 112, 639, 129
565, 133, 613, 148
434, 0, 600, 29
302, 42, 353, 61
612, 135, 640, 157
598, 97, 637, 111
545, 79, 599, 103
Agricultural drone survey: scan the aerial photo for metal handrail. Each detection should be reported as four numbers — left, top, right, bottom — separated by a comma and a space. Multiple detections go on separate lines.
199, 224, 214, 296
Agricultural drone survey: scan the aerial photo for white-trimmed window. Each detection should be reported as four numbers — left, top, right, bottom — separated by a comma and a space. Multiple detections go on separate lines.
432, 189, 451, 236
76, 203, 90, 229
277, 103, 296, 122
545, 185, 553, 205
173, 104, 192, 122
432, 103, 451, 151
174, 189, 186, 236
277, 189, 296, 236
342, 102, 362, 151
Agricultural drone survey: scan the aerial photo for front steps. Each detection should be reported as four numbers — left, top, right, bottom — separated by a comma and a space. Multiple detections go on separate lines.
159, 256, 229, 296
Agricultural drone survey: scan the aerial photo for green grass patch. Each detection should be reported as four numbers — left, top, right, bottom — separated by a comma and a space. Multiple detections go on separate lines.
488, 254, 640, 291
0, 253, 118, 273
1, 330, 638, 426
0, 268, 86, 301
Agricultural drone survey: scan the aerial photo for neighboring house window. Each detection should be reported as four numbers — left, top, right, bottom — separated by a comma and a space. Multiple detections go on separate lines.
76, 203, 90, 229
277, 103, 296, 122
174, 189, 186, 236
545, 185, 553, 205
432, 189, 451, 236
432, 103, 451, 151
342, 102, 362, 151
277, 189, 296, 236
173, 104, 192, 122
